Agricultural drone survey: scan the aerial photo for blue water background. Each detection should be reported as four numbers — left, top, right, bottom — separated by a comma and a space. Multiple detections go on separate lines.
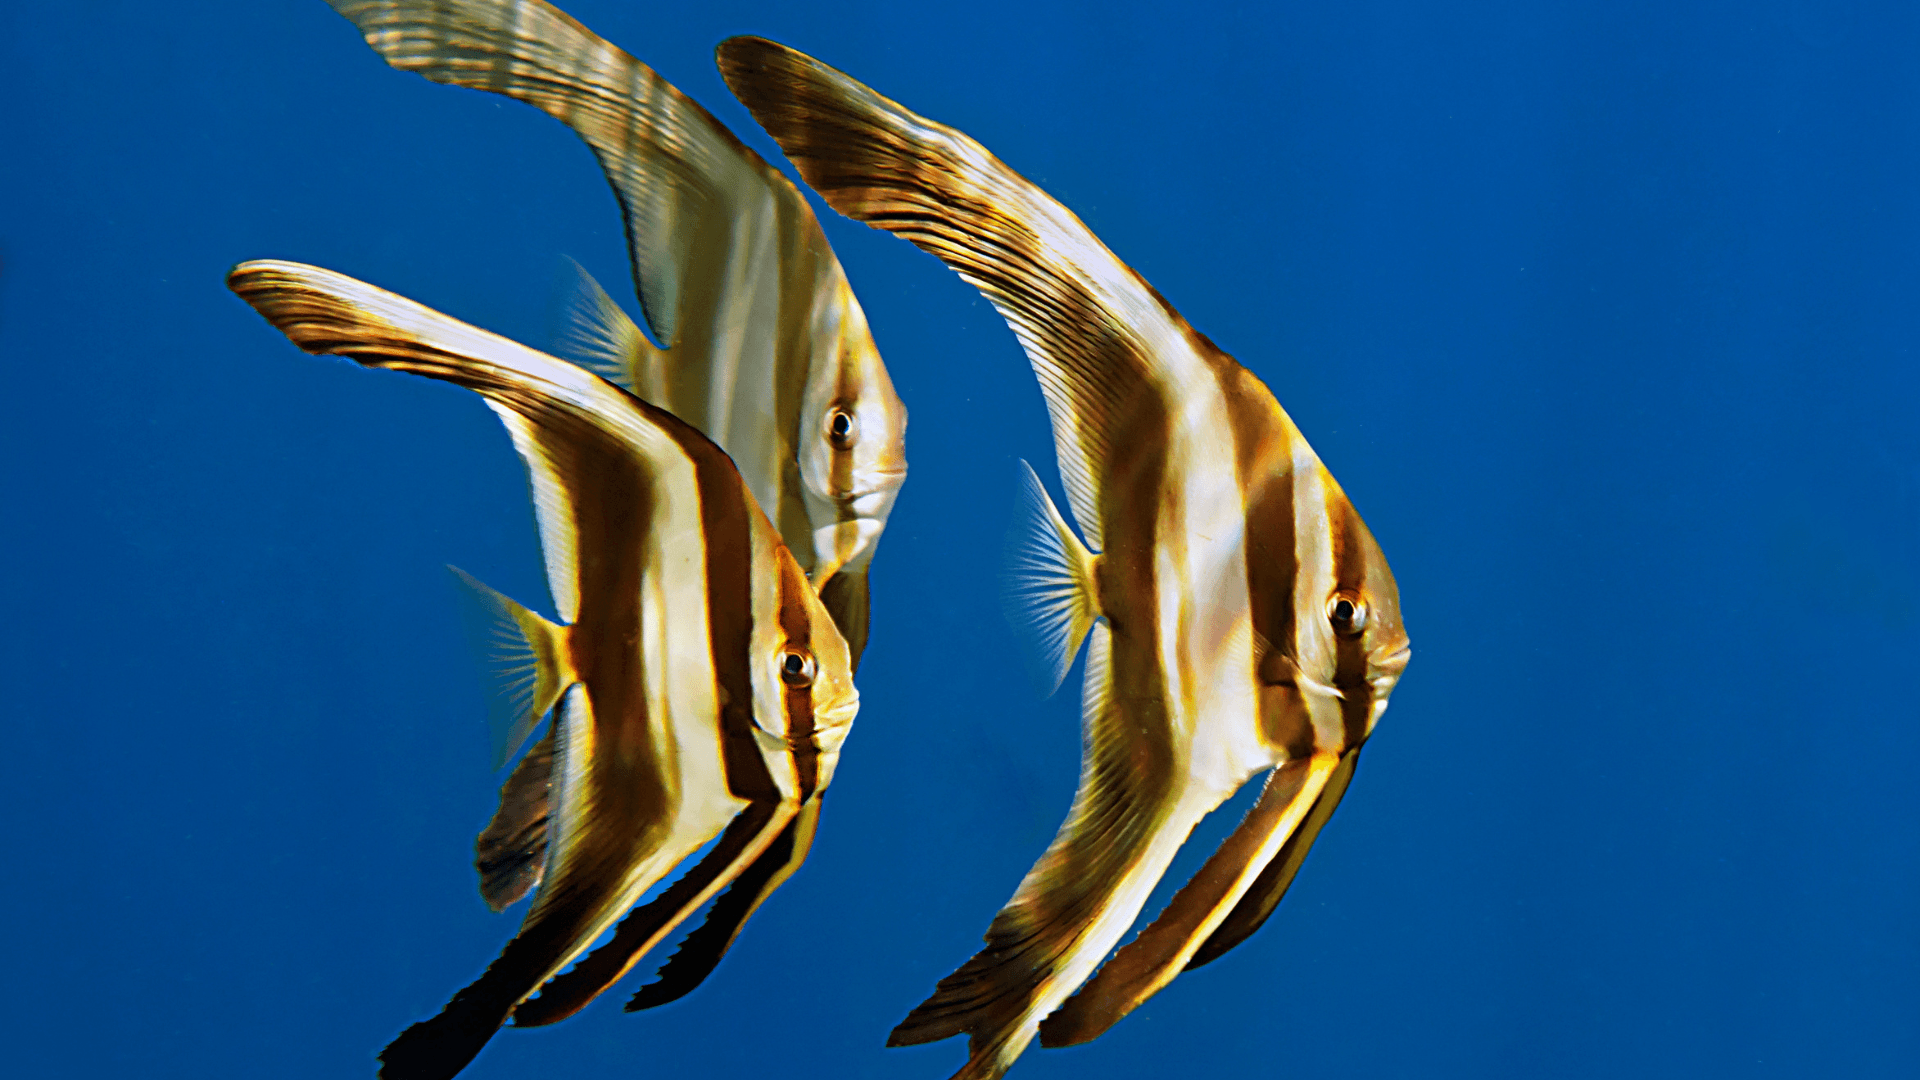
3, 1, 1917, 1076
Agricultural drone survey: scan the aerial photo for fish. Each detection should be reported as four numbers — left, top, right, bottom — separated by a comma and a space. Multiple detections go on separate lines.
324, 0, 909, 666
717, 39, 1411, 1080
318, 0, 906, 931
227, 258, 859, 1080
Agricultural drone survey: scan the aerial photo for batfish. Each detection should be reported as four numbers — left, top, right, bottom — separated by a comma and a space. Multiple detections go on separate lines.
229, 259, 858, 1080
324, 0, 909, 664
718, 39, 1410, 1080
319, 0, 907, 935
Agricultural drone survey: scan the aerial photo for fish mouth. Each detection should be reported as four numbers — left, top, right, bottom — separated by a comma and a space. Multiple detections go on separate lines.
824, 690, 859, 724
810, 698, 859, 745
829, 469, 908, 504
1373, 643, 1412, 674
1366, 645, 1412, 710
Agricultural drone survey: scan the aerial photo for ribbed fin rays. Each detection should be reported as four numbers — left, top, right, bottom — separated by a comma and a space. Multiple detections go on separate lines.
449, 563, 570, 913
717, 36, 1215, 555
1002, 460, 1102, 696
474, 729, 555, 912
532, 682, 601, 927
325, 0, 766, 347
449, 565, 573, 769
558, 259, 665, 404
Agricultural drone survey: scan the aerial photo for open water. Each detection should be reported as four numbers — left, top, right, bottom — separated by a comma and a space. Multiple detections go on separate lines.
2, 1, 1916, 1076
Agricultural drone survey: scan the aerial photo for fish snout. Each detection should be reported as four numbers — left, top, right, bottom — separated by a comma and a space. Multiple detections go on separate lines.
1373, 642, 1412, 681
816, 691, 859, 739
1361, 642, 1411, 733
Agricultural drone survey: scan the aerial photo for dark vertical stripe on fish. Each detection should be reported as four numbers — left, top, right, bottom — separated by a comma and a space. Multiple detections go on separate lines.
776, 557, 818, 799
672, 427, 777, 804
1329, 491, 1373, 748
1220, 365, 1312, 760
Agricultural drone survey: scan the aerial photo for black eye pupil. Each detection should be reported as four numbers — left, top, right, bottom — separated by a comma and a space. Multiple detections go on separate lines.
830, 413, 851, 437
784, 654, 804, 673
1334, 600, 1353, 622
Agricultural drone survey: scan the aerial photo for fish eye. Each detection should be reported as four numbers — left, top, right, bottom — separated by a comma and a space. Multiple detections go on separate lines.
1328, 593, 1368, 638
827, 408, 858, 451
780, 648, 816, 688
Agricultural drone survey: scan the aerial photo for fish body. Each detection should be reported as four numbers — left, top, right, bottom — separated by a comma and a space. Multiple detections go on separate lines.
717, 41, 1410, 1079
320, 0, 903, 938
228, 259, 857, 1080
326, 0, 909, 662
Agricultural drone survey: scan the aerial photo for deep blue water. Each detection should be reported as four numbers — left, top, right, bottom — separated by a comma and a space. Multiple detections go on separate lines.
3, 1, 1918, 1076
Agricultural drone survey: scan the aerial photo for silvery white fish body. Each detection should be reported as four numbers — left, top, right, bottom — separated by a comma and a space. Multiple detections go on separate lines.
719, 39, 1410, 1080
229, 259, 857, 1080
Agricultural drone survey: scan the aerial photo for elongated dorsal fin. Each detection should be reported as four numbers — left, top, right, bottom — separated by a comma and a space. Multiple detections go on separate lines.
1002, 460, 1102, 696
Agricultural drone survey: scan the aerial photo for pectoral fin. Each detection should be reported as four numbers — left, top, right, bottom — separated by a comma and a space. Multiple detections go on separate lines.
510, 798, 797, 1027
1002, 460, 1101, 696
1037, 751, 1342, 1047
449, 566, 572, 911
449, 566, 572, 769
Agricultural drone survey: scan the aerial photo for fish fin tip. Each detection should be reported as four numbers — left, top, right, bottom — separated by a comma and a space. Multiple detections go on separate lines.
376, 1012, 490, 1080
447, 566, 573, 769
1001, 460, 1100, 696
555, 259, 658, 398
